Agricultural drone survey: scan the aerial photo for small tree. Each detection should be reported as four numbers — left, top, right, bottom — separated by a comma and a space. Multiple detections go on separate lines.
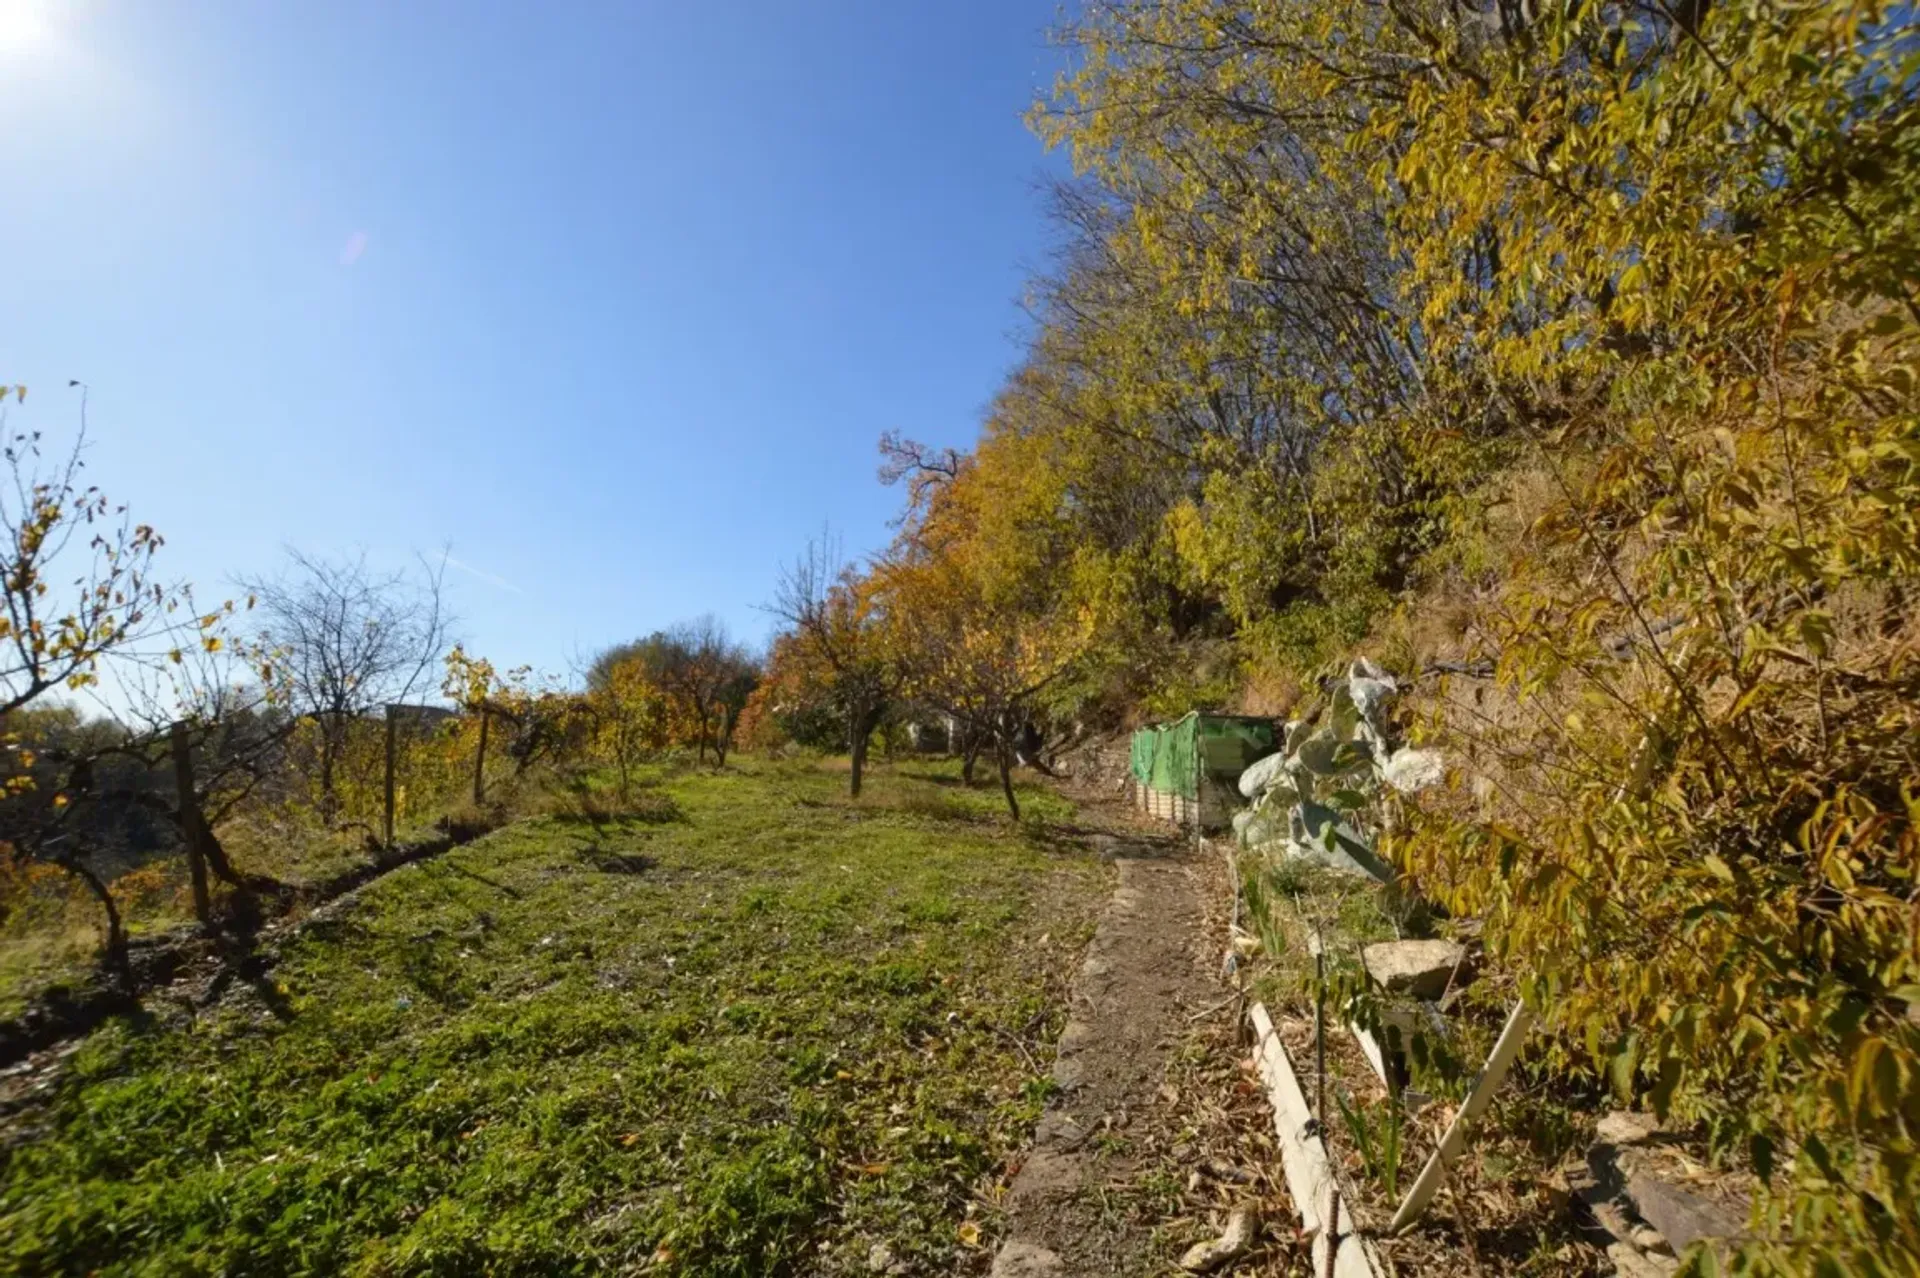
588, 618, 759, 765
768, 533, 898, 798
875, 550, 1086, 820
0, 389, 184, 973
588, 657, 668, 799
709, 661, 760, 766
104, 596, 293, 928
445, 646, 584, 785
238, 549, 451, 817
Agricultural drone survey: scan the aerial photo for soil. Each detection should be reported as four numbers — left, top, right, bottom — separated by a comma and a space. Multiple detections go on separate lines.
990, 788, 1305, 1276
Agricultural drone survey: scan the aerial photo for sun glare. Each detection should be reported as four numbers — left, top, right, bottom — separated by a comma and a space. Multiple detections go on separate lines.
0, 0, 51, 55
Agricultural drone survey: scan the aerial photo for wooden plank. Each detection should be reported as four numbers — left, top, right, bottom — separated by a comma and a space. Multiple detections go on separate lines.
1249, 1003, 1380, 1278
1351, 1021, 1389, 1087
1387, 1000, 1534, 1234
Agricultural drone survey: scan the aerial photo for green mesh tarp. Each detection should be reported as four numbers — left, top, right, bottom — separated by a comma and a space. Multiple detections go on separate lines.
1129, 713, 1277, 799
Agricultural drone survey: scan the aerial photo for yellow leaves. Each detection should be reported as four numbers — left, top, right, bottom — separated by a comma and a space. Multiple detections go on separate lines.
1847, 1036, 1907, 1123
956, 1221, 982, 1249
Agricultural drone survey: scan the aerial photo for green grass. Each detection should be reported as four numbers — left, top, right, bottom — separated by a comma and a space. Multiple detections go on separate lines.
0, 757, 1101, 1276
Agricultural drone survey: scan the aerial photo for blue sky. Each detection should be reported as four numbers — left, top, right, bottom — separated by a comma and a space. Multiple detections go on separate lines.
0, 0, 1072, 682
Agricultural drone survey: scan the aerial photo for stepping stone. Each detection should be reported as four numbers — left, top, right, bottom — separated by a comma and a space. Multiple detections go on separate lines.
1361, 939, 1467, 1000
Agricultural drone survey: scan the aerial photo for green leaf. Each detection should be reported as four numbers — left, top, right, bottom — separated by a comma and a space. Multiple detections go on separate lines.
1610, 1036, 1640, 1099
1649, 1056, 1683, 1119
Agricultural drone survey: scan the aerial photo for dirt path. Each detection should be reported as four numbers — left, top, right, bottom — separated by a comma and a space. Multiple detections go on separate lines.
992, 829, 1214, 1276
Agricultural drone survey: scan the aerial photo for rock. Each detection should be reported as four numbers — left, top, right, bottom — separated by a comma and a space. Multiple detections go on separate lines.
1380, 746, 1445, 793
1575, 1115, 1748, 1264
1178, 1203, 1261, 1272
1606, 1240, 1680, 1278
1624, 1174, 1744, 1255
1597, 1111, 1662, 1146
1237, 750, 1290, 798
1362, 939, 1467, 999
991, 1240, 1065, 1277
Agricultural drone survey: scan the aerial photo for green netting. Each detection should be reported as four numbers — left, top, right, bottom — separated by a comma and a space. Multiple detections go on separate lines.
1129, 713, 1277, 799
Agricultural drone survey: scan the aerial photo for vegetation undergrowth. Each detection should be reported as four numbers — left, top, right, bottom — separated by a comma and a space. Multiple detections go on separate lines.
0, 757, 1098, 1276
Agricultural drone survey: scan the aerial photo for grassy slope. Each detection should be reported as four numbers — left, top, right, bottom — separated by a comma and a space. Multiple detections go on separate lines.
0, 758, 1102, 1277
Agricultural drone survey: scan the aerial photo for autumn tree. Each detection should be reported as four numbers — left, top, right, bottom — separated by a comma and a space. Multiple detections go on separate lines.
0, 390, 203, 970
875, 417, 1095, 819
768, 533, 898, 798
586, 656, 669, 799
444, 646, 587, 792
586, 621, 759, 765
1009, 2, 1920, 1267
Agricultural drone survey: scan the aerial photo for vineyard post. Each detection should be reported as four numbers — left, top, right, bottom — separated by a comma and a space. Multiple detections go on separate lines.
473, 708, 489, 805
383, 708, 398, 846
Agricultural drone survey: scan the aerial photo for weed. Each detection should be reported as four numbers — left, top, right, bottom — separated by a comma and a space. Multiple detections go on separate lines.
1333, 1085, 1403, 1202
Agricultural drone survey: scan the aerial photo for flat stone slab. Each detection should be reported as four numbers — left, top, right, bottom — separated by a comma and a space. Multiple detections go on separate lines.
1571, 1110, 1749, 1265
1361, 939, 1466, 999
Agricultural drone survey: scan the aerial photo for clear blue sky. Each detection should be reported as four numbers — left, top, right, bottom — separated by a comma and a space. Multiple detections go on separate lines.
0, 0, 1072, 681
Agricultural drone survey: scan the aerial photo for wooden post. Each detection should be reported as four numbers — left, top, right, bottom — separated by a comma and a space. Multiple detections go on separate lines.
383, 707, 398, 847
1387, 1001, 1535, 1233
472, 708, 489, 805
170, 721, 213, 928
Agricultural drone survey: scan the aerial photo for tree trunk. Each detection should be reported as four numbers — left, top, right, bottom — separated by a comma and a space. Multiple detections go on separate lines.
198, 825, 275, 895
996, 738, 1020, 822
52, 855, 130, 982
961, 734, 981, 785
849, 717, 867, 798
170, 723, 214, 929
318, 720, 339, 820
